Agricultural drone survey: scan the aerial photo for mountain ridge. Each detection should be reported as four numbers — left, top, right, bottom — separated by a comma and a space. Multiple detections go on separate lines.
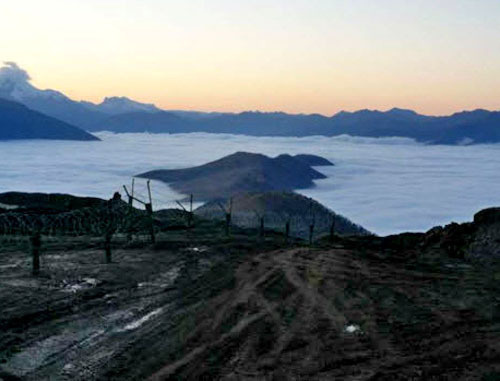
1, 62, 499, 144
0, 98, 99, 141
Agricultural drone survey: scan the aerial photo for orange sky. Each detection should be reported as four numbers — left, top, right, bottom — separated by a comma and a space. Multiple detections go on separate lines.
1, 0, 499, 115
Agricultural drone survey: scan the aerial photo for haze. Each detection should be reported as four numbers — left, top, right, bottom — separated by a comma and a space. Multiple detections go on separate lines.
2, 0, 500, 115
1, 132, 499, 236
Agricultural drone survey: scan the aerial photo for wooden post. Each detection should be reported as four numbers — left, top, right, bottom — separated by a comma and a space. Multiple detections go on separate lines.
259, 217, 265, 239
217, 198, 232, 237
188, 194, 193, 228
104, 230, 112, 263
225, 198, 233, 236
146, 203, 155, 243
146, 181, 156, 243
330, 218, 336, 242
309, 200, 315, 246
147, 180, 153, 209
285, 221, 290, 244
309, 223, 314, 246
225, 213, 231, 236
30, 231, 41, 275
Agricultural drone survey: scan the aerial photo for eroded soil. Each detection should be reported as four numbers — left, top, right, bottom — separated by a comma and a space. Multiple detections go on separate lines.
1, 232, 500, 380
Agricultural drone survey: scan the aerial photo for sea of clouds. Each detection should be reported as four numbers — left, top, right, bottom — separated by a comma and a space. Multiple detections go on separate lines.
1, 132, 499, 236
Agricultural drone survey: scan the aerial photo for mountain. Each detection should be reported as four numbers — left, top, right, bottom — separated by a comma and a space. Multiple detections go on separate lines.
0, 62, 158, 130
195, 191, 369, 238
100, 110, 195, 133
2, 63, 499, 144
431, 110, 500, 144
0, 98, 99, 141
103, 110, 332, 136
0, 62, 105, 130
81, 96, 160, 115
99, 107, 500, 144
136, 152, 331, 200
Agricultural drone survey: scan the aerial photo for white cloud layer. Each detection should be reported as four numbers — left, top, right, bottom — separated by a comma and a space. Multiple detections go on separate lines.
0, 132, 499, 236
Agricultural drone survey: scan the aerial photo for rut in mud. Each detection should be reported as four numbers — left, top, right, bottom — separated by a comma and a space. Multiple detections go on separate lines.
151, 245, 500, 380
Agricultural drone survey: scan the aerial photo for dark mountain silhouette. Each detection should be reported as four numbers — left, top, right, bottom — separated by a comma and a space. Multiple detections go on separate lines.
100, 110, 194, 133
99, 108, 500, 144
136, 152, 331, 200
101, 110, 331, 136
0, 98, 99, 141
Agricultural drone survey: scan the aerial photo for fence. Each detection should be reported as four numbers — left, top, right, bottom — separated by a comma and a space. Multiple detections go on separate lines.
0, 178, 341, 276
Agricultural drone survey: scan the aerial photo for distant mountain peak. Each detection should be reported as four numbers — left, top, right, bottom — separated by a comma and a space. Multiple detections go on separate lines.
83, 96, 160, 115
101, 96, 159, 111
0, 62, 68, 102
387, 107, 418, 115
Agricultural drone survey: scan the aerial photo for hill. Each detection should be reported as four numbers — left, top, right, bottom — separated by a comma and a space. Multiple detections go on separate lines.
0, 98, 99, 141
136, 152, 332, 200
195, 191, 369, 238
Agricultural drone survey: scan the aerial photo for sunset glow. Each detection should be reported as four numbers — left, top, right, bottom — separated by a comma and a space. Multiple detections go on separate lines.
2, 0, 499, 115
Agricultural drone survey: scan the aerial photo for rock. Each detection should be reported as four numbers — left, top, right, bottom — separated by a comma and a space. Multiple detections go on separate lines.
473, 208, 500, 225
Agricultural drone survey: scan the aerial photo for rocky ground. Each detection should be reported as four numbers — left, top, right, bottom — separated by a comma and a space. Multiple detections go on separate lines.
0, 211, 500, 380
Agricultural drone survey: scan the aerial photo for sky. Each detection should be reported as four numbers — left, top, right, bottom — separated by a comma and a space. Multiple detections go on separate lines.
1, 0, 500, 115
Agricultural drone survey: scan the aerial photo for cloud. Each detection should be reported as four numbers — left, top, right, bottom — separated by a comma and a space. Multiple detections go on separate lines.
0, 132, 499, 236
0, 61, 31, 85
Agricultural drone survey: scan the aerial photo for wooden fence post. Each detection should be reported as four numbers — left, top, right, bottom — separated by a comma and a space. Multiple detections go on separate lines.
218, 198, 232, 237
147, 181, 156, 244
145, 203, 155, 244
188, 194, 194, 228
30, 231, 41, 275
309, 200, 315, 246
330, 218, 336, 242
104, 230, 112, 263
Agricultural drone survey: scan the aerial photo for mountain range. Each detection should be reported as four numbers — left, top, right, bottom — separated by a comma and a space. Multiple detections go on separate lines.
1, 62, 499, 144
